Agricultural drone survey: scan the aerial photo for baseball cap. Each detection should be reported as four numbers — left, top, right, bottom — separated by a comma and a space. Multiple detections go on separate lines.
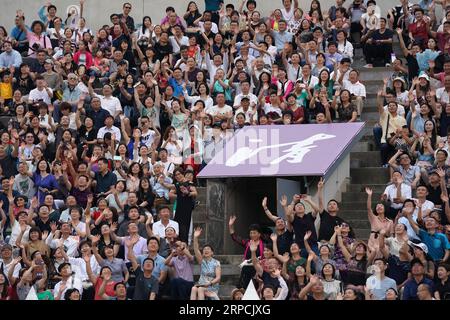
409, 241, 429, 254
418, 72, 430, 81
44, 58, 54, 65
393, 77, 406, 84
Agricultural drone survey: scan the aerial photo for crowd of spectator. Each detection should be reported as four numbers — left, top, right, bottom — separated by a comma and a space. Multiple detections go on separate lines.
0, 0, 448, 301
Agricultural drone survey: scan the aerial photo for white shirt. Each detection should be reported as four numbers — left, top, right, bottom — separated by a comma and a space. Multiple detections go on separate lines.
68, 255, 101, 282
29, 87, 53, 105
383, 183, 412, 209
205, 104, 233, 118
281, 7, 295, 22
158, 160, 175, 176
343, 80, 366, 98
0, 258, 21, 279
141, 129, 156, 148
337, 41, 354, 60
96, 94, 122, 118
436, 87, 450, 104
383, 104, 406, 118
297, 75, 319, 88
234, 106, 258, 124
198, 21, 219, 34
398, 199, 434, 240
54, 276, 83, 300
46, 234, 79, 257
169, 35, 189, 54
152, 220, 179, 238
97, 125, 121, 141
9, 221, 31, 246
233, 93, 258, 108
263, 103, 282, 117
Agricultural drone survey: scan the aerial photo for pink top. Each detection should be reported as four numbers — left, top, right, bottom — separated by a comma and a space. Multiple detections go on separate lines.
27, 32, 52, 58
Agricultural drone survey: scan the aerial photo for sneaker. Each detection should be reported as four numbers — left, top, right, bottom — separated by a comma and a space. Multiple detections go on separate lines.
363, 64, 373, 68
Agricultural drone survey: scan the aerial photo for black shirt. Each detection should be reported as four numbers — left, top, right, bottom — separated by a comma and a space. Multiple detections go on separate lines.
435, 278, 450, 300
0, 155, 18, 178
132, 267, 159, 300
370, 29, 394, 41
406, 54, 419, 82
261, 271, 281, 289
95, 170, 117, 194
292, 214, 317, 249
276, 229, 294, 255
318, 210, 347, 241
153, 42, 173, 62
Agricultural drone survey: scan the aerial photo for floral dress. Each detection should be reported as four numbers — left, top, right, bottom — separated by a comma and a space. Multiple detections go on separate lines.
197, 258, 221, 296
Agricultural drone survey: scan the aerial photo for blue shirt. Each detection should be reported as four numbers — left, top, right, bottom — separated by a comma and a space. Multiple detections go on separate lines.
10, 26, 30, 42
402, 277, 434, 300
0, 50, 22, 68
205, 0, 223, 11
418, 229, 450, 261
271, 30, 294, 51
168, 77, 184, 98
136, 254, 167, 279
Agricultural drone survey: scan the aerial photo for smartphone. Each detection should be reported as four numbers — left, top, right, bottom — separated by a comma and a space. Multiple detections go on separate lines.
133, 81, 141, 88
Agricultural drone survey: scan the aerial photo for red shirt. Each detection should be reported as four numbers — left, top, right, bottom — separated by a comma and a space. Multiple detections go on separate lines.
408, 21, 428, 43
436, 32, 450, 54
94, 278, 116, 300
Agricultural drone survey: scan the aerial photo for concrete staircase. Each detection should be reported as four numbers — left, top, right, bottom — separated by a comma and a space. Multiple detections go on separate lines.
338, 50, 397, 239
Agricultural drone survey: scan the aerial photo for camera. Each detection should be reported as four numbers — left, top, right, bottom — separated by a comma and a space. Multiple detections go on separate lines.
32, 43, 41, 51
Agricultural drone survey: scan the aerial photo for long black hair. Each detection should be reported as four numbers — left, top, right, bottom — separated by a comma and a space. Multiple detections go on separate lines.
0, 271, 10, 299
141, 16, 152, 34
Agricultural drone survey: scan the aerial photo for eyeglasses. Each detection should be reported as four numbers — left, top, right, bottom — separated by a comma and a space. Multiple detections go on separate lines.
69, 77, 78, 80
124, 6, 131, 9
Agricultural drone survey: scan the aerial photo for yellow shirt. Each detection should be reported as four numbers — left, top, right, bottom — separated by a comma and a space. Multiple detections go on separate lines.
380, 111, 407, 144
0, 82, 12, 99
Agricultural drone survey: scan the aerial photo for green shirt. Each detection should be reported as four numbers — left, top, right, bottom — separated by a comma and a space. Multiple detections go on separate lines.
37, 290, 54, 300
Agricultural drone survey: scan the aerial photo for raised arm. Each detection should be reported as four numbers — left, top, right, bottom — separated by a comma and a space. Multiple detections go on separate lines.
365, 187, 376, 221
336, 227, 352, 262
388, 150, 402, 171
262, 197, 279, 223
317, 178, 325, 213
83, 254, 97, 284
193, 227, 203, 264
250, 242, 263, 277
396, 28, 409, 57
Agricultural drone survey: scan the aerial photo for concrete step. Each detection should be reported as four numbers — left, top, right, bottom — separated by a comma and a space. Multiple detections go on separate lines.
351, 141, 374, 152
340, 201, 369, 210
361, 111, 381, 121
350, 151, 381, 167
214, 255, 244, 266
347, 184, 387, 193
339, 209, 368, 219
353, 228, 371, 240
193, 264, 240, 277
219, 284, 237, 300
350, 167, 390, 184
341, 191, 382, 202
346, 219, 371, 229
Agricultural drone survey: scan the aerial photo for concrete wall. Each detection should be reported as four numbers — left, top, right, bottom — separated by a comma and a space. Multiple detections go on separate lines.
0, 0, 419, 33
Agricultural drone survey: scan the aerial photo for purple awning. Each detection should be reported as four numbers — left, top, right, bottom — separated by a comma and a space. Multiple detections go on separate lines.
198, 123, 365, 178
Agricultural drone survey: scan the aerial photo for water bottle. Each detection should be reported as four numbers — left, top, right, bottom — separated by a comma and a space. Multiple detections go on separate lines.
391, 53, 396, 63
